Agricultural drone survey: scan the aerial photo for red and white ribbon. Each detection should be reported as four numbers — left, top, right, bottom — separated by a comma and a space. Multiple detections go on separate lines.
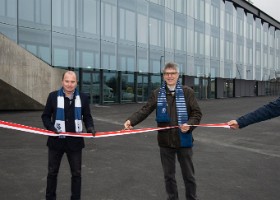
190, 123, 230, 128
0, 120, 229, 138
0, 120, 177, 138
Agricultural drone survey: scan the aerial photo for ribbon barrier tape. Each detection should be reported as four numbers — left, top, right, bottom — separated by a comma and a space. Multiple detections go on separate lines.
0, 120, 230, 138
191, 123, 230, 128
0, 120, 177, 138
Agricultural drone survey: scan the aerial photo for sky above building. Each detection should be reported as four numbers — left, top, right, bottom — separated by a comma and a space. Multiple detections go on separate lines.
252, 0, 280, 22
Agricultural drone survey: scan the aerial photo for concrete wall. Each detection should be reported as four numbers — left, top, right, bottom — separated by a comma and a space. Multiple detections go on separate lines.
257, 81, 266, 96
234, 79, 256, 97
0, 34, 65, 110
216, 78, 224, 98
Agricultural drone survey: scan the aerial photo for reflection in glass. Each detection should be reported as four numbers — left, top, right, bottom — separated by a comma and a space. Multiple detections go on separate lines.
101, 41, 116, 70
121, 73, 135, 102
118, 44, 136, 72
119, 8, 135, 42
52, 0, 75, 34
77, 0, 100, 38
137, 47, 148, 73
76, 37, 100, 69
52, 32, 75, 67
18, 27, 51, 64
19, 0, 51, 29
137, 74, 148, 102
0, 0, 17, 25
0, 23, 17, 42
82, 70, 101, 104
151, 75, 161, 91
104, 71, 118, 103
101, 0, 117, 41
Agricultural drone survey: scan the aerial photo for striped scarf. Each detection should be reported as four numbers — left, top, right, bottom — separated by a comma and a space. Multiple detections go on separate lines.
156, 81, 193, 147
54, 88, 83, 137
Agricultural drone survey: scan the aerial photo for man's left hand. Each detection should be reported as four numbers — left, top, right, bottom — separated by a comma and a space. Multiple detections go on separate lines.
180, 123, 190, 133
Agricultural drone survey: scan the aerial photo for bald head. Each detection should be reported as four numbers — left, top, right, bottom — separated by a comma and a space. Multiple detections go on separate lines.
62, 71, 77, 81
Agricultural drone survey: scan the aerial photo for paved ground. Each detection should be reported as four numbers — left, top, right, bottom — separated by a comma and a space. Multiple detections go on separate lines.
0, 96, 280, 200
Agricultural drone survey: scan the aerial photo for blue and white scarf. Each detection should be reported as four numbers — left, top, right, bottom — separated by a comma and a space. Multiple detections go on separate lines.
156, 81, 193, 147
54, 88, 83, 136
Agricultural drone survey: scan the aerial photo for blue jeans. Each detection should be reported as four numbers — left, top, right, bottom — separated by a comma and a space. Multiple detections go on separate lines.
46, 148, 82, 200
160, 147, 198, 200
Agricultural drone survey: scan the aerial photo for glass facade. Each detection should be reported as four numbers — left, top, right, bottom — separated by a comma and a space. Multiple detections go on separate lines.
1, 0, 280, 103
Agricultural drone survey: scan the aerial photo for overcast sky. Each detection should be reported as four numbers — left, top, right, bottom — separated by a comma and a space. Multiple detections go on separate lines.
252, 0, 280, 22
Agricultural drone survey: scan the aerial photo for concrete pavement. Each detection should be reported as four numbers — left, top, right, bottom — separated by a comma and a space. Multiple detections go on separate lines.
0, 96, 280, 200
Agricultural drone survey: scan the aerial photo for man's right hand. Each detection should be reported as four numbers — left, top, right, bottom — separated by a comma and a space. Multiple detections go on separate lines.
124, 120, 133, 130
50, 127, 59, 134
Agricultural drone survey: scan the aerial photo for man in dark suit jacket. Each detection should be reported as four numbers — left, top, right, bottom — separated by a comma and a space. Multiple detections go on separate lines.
42, 71, 95, 200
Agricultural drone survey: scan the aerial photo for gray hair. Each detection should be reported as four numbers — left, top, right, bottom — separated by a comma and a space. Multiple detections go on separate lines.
162, 61, 180, 73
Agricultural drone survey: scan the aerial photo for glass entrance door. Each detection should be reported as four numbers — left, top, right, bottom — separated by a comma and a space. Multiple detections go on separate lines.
81, 70, 101, 104
137, 74, 149, 102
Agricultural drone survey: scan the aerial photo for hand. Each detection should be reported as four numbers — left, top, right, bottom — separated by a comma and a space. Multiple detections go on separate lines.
180, 123, 190, 133
227, 120, 239, 130
87, 127, 96, 136
124, 120, 133, 130
50, 127, 59, 134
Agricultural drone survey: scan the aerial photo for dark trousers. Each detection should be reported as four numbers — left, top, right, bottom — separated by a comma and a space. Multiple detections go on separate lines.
46, 148, 82, 200
160, 147, 198, 200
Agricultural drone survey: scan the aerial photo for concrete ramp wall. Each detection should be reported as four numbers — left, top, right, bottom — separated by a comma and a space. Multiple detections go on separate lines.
0, 34, 65, 110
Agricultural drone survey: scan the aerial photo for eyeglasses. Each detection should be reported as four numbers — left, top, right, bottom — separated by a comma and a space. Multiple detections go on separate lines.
163, 72, 178, 76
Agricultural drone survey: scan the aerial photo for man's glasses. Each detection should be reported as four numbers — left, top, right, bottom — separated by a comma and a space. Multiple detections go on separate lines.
163, 72, 178, 76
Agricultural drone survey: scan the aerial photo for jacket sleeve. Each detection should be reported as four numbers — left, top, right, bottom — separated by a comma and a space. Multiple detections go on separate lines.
81, 93, 94, 130
41, 92, 56, 131
127, 90, 157, 127
186, 88, 202, 131
237, 97, 280, 128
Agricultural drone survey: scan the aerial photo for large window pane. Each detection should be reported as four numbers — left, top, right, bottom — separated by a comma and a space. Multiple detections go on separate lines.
151, 75, 161, 90
0, 0, 17, 25
52, 32, 75, 67
101, 0, 117, 42
76, 37, 100, 69
19, 0, 51, 30
149, 3, 164, 49
121, 72, 135, 102
149, 17, 163, 47
137, 47, 148, 73
52, 0, 75, 35
77, 0, 100, 38
137, 74, 148, 102
104, 71, 118, 103
119, 8, 136, 43
150, 51, 163, 74
19, 27, 51, 64
81, 70, 101, 104
165, 9, 174, 50
101, 41, 116, 70
0, 23, 17, 42
118, 44, 136, 72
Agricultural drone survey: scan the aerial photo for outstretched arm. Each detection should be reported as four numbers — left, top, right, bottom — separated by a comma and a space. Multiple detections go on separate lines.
228, 97, 280, 129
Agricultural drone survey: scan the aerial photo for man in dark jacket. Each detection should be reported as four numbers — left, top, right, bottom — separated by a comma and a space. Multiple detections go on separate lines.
227, 97, 280, 129
42, 71, 95, 200
124, 62, 202, 200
